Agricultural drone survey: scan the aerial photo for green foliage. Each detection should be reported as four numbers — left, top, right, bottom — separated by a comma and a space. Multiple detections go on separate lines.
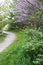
0, 0, 43, 65
29, 9, 43, 29
0, 34, 6, 42
23, 29, 43, 65
0, 29, 43, 65
0, 0, 15, 32
39, 0, 43, 2
0, 14, 4, 30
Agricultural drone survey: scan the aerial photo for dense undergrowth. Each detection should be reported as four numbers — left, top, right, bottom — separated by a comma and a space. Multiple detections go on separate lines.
0, 28, 43, 65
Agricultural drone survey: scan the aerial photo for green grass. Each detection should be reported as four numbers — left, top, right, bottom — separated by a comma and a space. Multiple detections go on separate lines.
0, 29, 28, 65
0, 29, 43, 65
0, 34, 6, 42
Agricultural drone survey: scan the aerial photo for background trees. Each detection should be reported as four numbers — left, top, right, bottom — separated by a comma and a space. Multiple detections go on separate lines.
0, 0, 15, 34
10, 0, 43, 29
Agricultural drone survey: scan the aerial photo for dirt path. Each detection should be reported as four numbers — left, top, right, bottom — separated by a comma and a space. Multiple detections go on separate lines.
0, 32, 16, 52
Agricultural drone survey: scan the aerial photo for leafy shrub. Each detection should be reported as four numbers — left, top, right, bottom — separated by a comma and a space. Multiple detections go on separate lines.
22, 29, 43, 65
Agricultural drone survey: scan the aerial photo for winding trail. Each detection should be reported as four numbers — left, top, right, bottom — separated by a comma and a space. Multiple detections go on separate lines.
0, 32, 17, 52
